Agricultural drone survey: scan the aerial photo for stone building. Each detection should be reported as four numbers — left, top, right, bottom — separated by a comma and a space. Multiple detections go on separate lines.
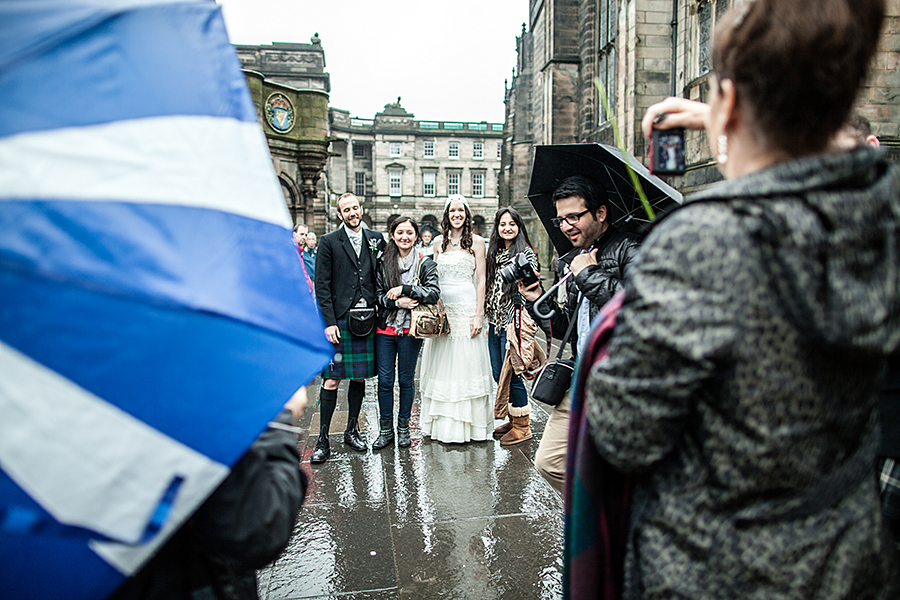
327, 100, 505, 234
236, 38, 332, 233
502, 0, 900, 264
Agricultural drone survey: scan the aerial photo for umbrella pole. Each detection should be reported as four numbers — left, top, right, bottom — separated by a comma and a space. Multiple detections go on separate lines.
532, 272, 573, 320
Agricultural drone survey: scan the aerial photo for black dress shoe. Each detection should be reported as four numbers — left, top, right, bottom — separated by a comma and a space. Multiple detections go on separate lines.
310, 426, 330, 464
344, 428, 367, 452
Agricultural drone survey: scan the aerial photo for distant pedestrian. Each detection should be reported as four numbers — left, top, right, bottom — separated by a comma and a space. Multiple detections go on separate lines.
418, 228, 434, 258
292, 223, 313, 293
303, 231, 317, 282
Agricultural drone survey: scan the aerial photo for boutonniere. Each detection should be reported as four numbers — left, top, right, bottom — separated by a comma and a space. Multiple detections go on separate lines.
369, 238, 384, 261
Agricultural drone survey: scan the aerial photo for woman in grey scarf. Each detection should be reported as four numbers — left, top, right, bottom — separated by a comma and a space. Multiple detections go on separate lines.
373, 217, 440, 450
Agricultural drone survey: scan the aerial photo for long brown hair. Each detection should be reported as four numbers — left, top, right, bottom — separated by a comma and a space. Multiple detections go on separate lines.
382, 216, 420, 288
440, 198, 474, 253
486, 207, 535, 304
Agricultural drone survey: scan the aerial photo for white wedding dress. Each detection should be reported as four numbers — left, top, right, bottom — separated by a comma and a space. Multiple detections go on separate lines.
419, 249, 494, 443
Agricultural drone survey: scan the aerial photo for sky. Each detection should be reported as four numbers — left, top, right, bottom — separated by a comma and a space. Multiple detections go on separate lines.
217, 1, 529, 124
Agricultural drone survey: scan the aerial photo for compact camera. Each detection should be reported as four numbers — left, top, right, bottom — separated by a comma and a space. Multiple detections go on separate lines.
498, 252, 540, 287
649, 127, 686, 175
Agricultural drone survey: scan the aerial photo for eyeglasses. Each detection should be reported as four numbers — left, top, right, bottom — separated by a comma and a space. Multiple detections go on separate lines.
551, 209, 590, 228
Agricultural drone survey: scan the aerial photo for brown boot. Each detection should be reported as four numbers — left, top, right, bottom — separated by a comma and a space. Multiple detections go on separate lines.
492, 416, 513, 439
500, 406, 532, 446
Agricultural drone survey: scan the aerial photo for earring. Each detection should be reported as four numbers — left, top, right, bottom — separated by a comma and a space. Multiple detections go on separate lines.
717, 134, 728, 164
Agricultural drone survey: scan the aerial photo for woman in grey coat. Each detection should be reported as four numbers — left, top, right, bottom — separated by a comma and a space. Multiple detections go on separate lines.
584, 0, 900, 598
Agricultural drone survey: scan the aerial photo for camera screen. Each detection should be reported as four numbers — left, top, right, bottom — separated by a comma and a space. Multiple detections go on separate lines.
651, 128, 686, 175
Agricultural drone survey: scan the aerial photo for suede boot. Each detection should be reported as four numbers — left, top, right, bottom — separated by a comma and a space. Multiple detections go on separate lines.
492, 416, 513, 439
344, 380, 367, 452
372, 419, 394, 451
500, 405, 532, 446
311, 387, 337, 463
397, 418, 411, 448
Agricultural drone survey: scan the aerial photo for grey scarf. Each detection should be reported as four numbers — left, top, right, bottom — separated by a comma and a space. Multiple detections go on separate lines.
386, 251, 421, 331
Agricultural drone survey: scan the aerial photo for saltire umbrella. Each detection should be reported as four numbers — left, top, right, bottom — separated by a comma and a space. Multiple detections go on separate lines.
527, 143, 684, 256
0, 1, 332, 599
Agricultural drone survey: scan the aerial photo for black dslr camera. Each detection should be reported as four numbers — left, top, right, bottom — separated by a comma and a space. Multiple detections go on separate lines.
498, 252, 540, 287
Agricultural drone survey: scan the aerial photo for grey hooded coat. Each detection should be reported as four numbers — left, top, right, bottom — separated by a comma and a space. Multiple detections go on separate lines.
586, 147, 900, 599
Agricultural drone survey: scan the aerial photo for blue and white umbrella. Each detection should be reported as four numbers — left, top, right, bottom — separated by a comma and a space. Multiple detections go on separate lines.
0, 1, 332, 598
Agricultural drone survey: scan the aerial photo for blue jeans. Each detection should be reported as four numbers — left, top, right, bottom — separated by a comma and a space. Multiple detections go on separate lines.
375, 332, 423, 422
487, 323, 528, 408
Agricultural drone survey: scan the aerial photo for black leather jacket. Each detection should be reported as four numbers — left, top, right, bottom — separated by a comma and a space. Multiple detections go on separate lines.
375, 256, 441, 329
529, 226, 640, 357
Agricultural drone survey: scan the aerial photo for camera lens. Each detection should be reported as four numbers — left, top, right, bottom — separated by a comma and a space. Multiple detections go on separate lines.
498, 262, 519, 284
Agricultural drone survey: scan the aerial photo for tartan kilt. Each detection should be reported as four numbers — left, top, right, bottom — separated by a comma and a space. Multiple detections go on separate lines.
322, 313, 376, 380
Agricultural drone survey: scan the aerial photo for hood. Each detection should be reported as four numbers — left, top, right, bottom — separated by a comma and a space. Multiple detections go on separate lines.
691, 147, 900, 355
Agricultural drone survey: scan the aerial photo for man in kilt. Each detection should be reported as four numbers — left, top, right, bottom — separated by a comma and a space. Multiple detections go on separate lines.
311, 193, 385, 463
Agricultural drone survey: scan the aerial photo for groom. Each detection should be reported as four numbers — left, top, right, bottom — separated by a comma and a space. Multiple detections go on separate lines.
311, 192, 385, 463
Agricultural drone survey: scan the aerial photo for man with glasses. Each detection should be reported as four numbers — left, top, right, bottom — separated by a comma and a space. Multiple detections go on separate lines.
519, 175, 640, 492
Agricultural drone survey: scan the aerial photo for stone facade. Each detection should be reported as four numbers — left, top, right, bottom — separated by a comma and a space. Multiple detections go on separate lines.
503, 0, 900, 265
327, 101, 504, 235
237, 38, 332, 233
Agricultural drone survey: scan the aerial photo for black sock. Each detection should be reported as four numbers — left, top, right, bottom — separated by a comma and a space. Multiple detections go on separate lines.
318, 387, 338, 432
347, 380, 365, 423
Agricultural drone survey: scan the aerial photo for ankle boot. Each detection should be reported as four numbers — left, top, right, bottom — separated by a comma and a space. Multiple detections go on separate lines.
500, 414, 532, 446
492, 416, 513, 439
344, 417, 367, 452
372, 420, 394, 451
310, 424, 331, 463
397, 418, 411, 448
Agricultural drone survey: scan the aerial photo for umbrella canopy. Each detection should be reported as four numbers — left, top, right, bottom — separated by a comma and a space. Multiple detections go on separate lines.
0, 2, 332, 599
527, 144, 683, 255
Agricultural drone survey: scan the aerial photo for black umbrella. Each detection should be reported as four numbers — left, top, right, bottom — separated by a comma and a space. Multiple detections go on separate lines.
527, 143, 683, 255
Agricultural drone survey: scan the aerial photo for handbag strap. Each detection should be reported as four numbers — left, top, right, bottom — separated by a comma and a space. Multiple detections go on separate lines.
550, 291, 582, 361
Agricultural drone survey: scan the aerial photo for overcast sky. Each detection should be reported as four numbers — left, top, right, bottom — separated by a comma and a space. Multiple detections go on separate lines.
217, 1, 529, 124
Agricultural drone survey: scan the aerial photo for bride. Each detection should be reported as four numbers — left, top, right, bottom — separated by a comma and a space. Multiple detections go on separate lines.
419, 195, 494, 443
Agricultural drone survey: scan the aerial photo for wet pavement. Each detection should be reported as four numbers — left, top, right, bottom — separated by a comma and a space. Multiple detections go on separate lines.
258, 371, 565, 599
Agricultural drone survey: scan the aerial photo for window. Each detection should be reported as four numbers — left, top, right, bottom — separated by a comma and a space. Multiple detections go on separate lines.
473, 142, 484, 160
597, 0, 618, 124
353, 144, 367, 159
419, 121, 440, 129
472, 172, 484, 198
424, 140, 435, 158
468, 123, 488, 131
497, 143, 502, 160
389, 170, 402, 197
447, 171, 460, 196
698, 0, 730, 76
449, 141, 460, 158
354, 172, 366, 197
444, 122, 464, 130
423, 171, 436, 197
389, 142, 401, 157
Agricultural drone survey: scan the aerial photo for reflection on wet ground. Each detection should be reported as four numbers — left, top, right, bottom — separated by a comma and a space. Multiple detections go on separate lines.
259, 375, 564, 600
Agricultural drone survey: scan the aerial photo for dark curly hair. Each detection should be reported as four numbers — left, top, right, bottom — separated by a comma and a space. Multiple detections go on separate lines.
440, 196, 474, 254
